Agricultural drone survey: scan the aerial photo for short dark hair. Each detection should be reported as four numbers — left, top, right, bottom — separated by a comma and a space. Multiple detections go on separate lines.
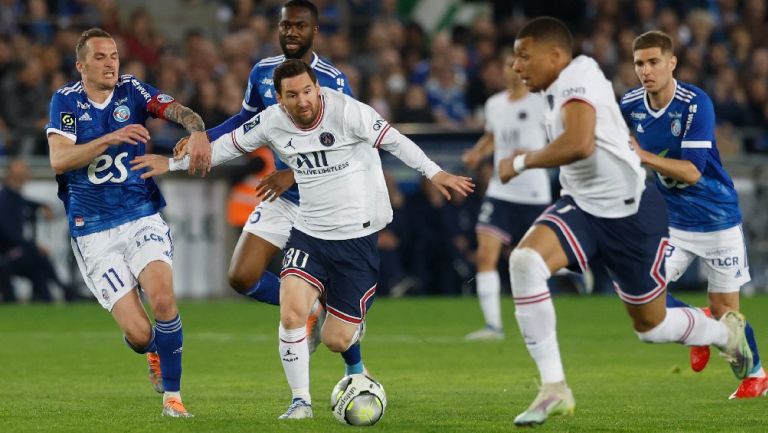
517, 16, 573, 53
76, 27, 113, 61
273, 59, 318, 93
283, 0, 318, 21
633, 30, 674, 55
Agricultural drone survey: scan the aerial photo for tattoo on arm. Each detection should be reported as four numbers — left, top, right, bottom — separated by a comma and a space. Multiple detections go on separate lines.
164, 102, 205, 133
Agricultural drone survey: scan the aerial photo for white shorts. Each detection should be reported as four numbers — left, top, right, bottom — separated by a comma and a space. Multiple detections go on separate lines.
71, 213, 173, 311
665, 225, 750, 293
242, 198, 299, 249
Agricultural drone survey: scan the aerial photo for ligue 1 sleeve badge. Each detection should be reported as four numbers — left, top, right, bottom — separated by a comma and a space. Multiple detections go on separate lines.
113, 105, 131, 122
320, 131, 335, 147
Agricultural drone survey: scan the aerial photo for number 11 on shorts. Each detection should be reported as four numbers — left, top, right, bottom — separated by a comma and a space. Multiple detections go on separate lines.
102, 268, 125, 293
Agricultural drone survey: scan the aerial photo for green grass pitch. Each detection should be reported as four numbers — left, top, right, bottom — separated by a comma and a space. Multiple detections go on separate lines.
1, 294, 766, 432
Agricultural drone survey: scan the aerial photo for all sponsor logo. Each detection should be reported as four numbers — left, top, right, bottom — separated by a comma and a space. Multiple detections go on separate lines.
76, 101, 91, 110
630, 112, 646, 120
101, 289, 110, 302
115, 97, 128, 106
78, 112, 92, 121
113, 105, 131, 122
74, 216, 85, 227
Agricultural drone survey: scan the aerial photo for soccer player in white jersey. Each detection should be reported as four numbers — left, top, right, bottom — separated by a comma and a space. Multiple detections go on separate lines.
462, 48, 551, 341
176, 0, 350, 353
132, 59, 474, 420
495, 17, 753, 426
46, 28, 204, 417
621, 30, 767, 398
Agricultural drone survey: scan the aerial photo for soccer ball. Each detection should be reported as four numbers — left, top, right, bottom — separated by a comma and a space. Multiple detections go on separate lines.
330, 373, 387, 426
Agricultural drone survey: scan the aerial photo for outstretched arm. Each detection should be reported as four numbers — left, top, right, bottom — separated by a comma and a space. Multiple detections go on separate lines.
499, 100, 595, 183
378, 128, 474, 199
131, 124, 266, 179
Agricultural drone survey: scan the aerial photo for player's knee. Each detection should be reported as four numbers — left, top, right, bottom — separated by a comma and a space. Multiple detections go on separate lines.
147, 289, 177, 320
509, 248, 551, 296
476, 246, 498, 271
228, 267, 256, 294
280, 305, 308, 329
322, 332, 352, 353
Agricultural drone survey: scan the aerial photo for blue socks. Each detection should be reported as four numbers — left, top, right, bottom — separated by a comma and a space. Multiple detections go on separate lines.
155, 314, 183, 392
342, 343, 364, 375
666, 293, 762, 373
244, 271, 281, 305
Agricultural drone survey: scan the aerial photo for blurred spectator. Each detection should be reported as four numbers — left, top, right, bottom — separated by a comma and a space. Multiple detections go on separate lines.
0, 159, 82, 302
1, 56, 49, 155
124, 8, 163, 69
394, 84, 434, 124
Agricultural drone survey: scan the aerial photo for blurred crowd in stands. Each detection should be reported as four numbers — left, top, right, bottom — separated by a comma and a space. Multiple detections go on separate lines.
0, 0, 767, 156
1, 0, 766, 299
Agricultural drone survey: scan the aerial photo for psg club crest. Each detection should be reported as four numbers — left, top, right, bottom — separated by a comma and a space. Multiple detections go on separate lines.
113, 105, 131, 123
670, 119, 682, 136
319, 131, 335, 147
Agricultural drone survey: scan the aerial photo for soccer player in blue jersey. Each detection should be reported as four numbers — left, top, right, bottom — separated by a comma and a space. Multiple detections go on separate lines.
46, 28, 207, 417
620, 30, 767, 399
176, 0, 350, 351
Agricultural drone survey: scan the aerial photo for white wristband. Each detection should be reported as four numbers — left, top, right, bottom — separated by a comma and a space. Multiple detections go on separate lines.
512, 154, 527, 173
168, 157, 186, 171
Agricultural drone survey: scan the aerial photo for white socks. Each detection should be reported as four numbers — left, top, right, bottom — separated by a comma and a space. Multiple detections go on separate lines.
636, 307, 728, 348
510, 248, 564, 384
279, 324, 311, 403
476, 270, 502, 330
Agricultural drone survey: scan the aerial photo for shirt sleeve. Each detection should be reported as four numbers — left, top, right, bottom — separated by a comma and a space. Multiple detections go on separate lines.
243, 66, 266, 113
128, 76, 177, 119
679, 94, 716, 173
338, 71, 354, 97
170, 112, 270, 171
484, 98, 494, 133
45, 92, 78, 142
347, 98, 442, 179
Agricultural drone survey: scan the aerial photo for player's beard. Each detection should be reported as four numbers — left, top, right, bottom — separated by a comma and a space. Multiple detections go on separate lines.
281, 36, 313, 60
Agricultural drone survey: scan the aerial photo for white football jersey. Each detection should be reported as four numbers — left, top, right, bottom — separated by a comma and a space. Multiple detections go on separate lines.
542, 55, 645, 218
484, 91, 551, 204
187, 89, 442, 240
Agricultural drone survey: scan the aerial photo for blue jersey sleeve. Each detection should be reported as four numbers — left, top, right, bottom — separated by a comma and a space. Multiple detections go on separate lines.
680, 94, 716, 173
243, 67, 266, 113
207, 67, 265, 141
46, 92, 78, 142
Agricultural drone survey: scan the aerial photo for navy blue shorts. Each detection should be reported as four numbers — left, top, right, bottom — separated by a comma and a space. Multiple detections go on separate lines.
535, 186, 669, 304
280, 228, 378, 324
476, 197, 548, 245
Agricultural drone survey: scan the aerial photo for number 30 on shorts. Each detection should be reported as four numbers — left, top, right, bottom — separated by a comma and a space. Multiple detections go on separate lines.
283, 247, 309, 269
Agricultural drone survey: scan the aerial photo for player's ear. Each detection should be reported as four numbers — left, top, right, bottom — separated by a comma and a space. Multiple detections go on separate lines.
669, 55, 677, 72
75, 60, 84, 74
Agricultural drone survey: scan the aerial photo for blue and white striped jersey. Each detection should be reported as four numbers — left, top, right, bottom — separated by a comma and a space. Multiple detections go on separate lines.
620, 80, 741, 232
